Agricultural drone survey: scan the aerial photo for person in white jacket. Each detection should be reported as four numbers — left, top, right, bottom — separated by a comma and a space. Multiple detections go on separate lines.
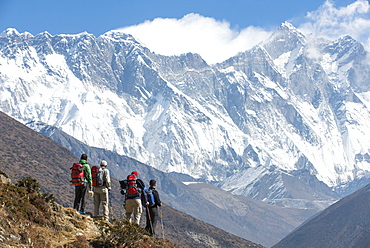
93, 160, 111, 221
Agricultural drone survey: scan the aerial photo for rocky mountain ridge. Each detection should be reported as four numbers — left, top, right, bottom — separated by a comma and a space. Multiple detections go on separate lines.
1, 22, 370, 210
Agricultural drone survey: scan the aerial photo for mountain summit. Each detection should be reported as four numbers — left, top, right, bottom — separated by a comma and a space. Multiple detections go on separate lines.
1, 22, 370, 209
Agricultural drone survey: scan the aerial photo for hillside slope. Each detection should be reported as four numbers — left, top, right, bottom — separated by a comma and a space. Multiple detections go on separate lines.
0, 175, 176, 247
0, 111, 263, 248
272, 183, 370, 248
37, 121, 320, 247
188, 183, 317, 247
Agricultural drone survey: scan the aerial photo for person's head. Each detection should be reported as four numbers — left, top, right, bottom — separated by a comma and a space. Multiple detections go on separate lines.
80, 154, 88, 161
100, 160, 107, 167
150, 179, 157, 188
131, 171, 138, 178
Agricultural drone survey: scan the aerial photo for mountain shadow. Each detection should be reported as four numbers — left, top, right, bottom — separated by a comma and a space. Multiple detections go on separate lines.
272, 183, 370, 248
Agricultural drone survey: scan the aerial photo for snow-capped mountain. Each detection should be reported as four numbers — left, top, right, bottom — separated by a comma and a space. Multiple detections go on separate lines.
1, 22, 370, 208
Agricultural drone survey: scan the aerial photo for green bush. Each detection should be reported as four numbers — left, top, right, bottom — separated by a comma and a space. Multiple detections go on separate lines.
0, 183, 29, 219
16, 177, 40, 194
0, 177, 55, 226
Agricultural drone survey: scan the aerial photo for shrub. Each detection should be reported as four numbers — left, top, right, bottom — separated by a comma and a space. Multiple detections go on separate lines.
16, 177, 40, 194
0, 183, 29, 219
65, 235, 91, 248
0, 177, 55, 226
94, 219, 178, 248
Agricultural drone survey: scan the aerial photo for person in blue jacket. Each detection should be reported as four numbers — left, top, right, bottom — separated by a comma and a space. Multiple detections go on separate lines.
145, 179, 162, 236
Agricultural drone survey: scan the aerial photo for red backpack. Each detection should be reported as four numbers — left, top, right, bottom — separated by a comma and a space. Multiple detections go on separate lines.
126, 174, 140, 197
70, 163, 85, 186
91, 166, 104, 186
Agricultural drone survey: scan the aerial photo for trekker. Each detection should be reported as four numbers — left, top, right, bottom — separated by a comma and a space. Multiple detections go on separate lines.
145, 179, 162, 236
124, 171, 145, 224
73, 154, 92, 214
93, 160, 111, 221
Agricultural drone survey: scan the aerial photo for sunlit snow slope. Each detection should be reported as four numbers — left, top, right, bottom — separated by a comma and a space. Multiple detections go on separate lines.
1, 23, 370, 208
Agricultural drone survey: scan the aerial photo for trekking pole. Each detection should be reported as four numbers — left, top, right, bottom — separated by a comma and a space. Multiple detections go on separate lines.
122, 193, 127, 221
147, 207, 154, 236
160, 206, 164, 239
109, 193, 113, 222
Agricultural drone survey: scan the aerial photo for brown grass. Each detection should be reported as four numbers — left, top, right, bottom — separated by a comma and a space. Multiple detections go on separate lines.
0, 175, 177, 248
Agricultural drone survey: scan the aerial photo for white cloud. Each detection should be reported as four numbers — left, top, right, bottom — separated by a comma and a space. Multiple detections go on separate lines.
115, 1, 370, 64
299, 0, 370, 50
116, 13, 271, 64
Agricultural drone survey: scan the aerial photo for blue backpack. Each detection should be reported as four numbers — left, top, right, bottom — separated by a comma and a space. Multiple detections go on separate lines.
144, 188, 155, 207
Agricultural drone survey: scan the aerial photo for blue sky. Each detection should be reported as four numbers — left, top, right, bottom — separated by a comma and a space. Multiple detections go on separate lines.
0, 0, 351, 36
1, 0, 369, 63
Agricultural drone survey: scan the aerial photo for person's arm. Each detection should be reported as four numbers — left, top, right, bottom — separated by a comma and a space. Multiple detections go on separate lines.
137, 179, 145, 190
153, 189, 162, 206
104, 168, 111, 190
84, 164, 92, 189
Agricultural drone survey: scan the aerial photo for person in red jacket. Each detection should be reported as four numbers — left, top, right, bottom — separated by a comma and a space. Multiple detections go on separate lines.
124, 171, 145, 224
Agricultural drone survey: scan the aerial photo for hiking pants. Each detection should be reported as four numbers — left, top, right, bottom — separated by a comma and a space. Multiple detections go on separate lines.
124, 198, 142, 224
93, 186, 109, 221
74, 184, 88, 212
145, 206, 158, 236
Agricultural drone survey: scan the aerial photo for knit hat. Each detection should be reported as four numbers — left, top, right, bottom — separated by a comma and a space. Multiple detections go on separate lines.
100, 160, 107, 166
131, 171, 138, 177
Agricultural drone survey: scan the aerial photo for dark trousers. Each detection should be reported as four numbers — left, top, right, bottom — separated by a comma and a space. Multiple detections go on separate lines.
145, 207, 158, 236
74, 184, 88, 212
